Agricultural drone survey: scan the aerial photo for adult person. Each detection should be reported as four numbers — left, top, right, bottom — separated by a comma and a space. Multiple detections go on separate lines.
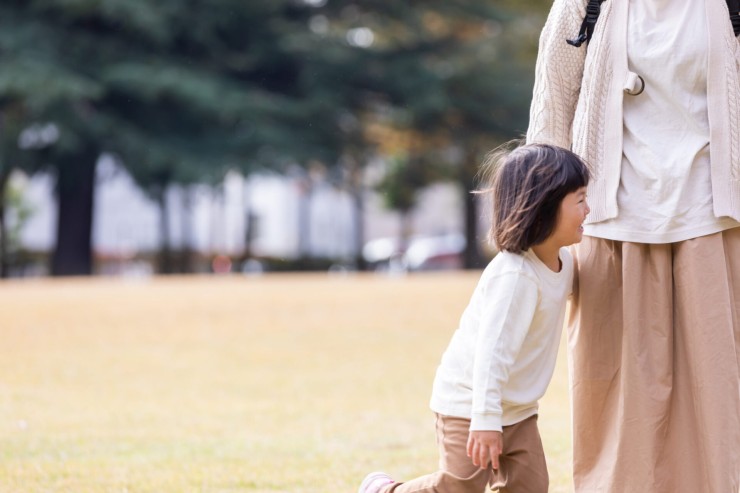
527, 0, 740, 491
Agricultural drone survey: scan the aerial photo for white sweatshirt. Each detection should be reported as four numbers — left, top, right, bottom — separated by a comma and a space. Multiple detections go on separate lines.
429, 248, 573, 432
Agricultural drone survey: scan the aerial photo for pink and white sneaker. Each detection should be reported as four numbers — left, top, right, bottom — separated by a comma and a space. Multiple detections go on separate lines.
358, 471, 395, 493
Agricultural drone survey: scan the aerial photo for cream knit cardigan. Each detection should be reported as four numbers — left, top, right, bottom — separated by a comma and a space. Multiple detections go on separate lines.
527, 0, 740, 224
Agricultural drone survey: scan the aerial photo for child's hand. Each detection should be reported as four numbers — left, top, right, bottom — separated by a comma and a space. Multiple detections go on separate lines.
466, 430, 503, 470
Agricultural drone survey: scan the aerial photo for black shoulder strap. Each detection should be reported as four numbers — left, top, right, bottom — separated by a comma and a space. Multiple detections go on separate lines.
729, 0, 740, 36
567, 0, 606, 47
567, 0, 740, 48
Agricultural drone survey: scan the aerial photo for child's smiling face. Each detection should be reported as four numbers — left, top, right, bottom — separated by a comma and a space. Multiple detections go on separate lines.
552, 187, 590, 247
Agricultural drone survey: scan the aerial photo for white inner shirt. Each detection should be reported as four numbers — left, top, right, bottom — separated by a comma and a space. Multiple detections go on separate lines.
584, 0, 739, 243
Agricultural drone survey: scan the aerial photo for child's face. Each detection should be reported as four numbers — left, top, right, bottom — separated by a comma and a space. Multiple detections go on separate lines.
552, 187, 590, 247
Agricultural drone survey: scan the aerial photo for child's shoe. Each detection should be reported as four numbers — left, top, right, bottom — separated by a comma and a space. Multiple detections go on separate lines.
358, 471, 395, 493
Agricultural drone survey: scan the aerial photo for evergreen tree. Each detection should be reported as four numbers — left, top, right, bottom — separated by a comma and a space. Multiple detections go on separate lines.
0, 0, 550, 274
0, 0, 355, 274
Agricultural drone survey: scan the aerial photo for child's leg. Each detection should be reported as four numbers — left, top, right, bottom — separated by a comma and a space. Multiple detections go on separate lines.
385, 414, 490, 493
490, 415, 548, 493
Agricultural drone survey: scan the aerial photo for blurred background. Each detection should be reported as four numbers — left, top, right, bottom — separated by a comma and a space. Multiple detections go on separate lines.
0, 0, 551, 278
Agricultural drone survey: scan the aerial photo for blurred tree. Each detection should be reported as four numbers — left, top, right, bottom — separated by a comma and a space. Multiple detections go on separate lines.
0, 0, 353, 274
2, 175, 35, 276
0, 1, 109, 275
377, 154, 427, 252
291, 0, 548, 267
0, 102, 47, 277
0, 107, 23, 278
0, 0, 550, 275
343, 2, 545, 267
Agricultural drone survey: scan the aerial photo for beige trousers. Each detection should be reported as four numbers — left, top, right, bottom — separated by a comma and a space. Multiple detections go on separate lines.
570, 230, 740, 492
385, 414, 548, 493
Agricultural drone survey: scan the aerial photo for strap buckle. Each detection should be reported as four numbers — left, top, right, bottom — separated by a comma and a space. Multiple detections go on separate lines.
567, 33, 589, 47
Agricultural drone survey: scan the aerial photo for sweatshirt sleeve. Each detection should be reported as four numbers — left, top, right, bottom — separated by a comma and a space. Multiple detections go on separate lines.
470, 272, 539, 432
526, 0, 589, 149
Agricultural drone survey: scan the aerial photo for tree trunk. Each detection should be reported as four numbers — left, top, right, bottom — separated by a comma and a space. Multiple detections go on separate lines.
156, 186, 175, 274
344, 160, 367, 271
51, 151, 97, 276
0, 168, 11, 278
244, 182, 255, 260
180, 185, 194, 273
350, 184, 366, 271
399, 209, 413, 254
462, 187, 484, 269
297, 176, 312, 259
461, 159, 483, 270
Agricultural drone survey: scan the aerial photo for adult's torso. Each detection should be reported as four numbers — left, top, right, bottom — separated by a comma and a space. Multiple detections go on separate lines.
584, 0, 740, 242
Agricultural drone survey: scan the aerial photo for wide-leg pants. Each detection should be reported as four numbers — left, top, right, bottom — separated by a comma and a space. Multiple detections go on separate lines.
570, 230, 740, 492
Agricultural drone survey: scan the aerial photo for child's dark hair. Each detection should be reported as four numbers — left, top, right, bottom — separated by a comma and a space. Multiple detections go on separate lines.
479, 143, 590, 253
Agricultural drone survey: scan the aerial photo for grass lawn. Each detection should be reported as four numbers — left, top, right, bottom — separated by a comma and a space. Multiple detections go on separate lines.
0, 272, 572, 492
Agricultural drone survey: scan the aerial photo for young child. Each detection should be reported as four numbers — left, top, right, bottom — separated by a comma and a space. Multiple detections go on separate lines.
358, 143, 590, 493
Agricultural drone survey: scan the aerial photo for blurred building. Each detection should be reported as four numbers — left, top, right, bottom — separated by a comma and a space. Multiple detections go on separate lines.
12, 156, 469, 275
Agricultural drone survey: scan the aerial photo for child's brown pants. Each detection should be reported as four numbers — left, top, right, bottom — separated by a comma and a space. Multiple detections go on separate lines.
385, 414, 548, 493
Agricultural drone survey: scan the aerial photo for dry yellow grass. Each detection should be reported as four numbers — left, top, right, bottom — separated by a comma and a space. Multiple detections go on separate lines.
0, 273, 572, 492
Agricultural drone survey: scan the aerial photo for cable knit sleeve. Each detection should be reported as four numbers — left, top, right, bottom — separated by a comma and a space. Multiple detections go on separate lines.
526, 0, 589, 149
